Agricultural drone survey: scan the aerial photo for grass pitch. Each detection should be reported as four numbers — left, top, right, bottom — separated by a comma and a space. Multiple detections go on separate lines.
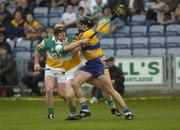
0, 97, 180, 130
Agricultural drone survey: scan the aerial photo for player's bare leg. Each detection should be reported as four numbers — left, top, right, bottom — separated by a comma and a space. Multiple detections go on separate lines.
45, 76, 56, 119
71, 70, 93, 117
96, 74, 134, 120
57, 83, 66, 101
88, 79, 121, 116
64, 80, 82, 120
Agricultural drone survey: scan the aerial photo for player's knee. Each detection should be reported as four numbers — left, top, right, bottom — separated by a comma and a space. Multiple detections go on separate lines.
71, 80, 79, 89
66, 91, 75, 99
46, 87, 53, 95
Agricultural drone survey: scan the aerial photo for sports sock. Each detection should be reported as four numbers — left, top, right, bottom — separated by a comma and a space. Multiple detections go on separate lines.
81, 103, 89, 110
69, 106, 76, 115
48, 107, 54, 115
123, 107, 130, 113
107, 100, 116, 109
79, 97, 89, 110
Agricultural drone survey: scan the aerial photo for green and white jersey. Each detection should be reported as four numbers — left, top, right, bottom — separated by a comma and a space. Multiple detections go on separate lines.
36, 36, 73, 68
37, 36, 64, 59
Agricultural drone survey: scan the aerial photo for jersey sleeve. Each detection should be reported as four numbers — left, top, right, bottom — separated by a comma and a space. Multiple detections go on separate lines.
36, 40, 46, 53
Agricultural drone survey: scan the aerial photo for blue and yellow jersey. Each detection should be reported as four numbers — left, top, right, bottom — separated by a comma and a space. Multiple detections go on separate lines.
80, 28, 103, 61
96, 16, 111, 34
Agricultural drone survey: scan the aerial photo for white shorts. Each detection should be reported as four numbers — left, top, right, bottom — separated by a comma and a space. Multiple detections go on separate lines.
65, 63, 84, 82
45, 64, 65, 83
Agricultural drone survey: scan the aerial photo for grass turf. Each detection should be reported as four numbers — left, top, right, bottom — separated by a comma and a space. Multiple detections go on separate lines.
0, 97, 180, 130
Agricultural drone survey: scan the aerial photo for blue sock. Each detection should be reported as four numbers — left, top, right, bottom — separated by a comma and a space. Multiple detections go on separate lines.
124, 108, 130, 113
81, 104, 88, 110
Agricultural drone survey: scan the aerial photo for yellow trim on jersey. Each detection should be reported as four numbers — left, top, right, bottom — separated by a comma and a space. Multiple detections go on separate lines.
46, 55, 63, 68
104, 69, 109, 75
63, 52, 81, 71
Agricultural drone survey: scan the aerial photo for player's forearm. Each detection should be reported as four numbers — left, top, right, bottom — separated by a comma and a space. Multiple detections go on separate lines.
55, 39, 88, 53
34, 51, 41, 65
64, 40, 83, 52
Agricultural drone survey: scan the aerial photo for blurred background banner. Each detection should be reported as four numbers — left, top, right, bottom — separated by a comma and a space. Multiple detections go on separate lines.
175, 56, 180, 83
115, 57, 164, 85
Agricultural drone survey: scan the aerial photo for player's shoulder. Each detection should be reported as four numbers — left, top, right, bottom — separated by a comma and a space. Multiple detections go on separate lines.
85, 28, 95, 34
82, 28, 95, 38
43, 36, 55, 44
44, 36, 53, 42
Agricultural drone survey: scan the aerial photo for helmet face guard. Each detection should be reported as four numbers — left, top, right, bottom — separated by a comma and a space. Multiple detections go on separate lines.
54, 26, 66, 36
77, 16, 94, 31
76, 21, 87, 32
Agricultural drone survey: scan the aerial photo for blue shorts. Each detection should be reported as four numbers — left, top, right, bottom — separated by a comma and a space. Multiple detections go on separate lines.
80, 57, 109, 77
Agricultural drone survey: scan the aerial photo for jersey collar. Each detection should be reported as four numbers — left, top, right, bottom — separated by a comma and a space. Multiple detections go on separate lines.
52, 36, 62, 45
